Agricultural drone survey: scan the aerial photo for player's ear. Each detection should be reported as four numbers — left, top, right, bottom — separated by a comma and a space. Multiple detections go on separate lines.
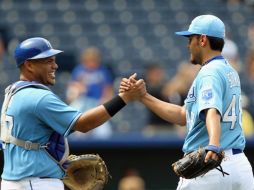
200, 35, 207, 47
23, 60, 35, 72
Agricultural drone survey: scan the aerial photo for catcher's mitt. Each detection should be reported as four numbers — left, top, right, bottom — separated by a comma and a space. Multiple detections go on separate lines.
63, 154, 110, 190
172, 146, 228, 179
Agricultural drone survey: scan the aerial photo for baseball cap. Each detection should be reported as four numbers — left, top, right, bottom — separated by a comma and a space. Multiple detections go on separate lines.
15, 37, 63, 67
175, 15, 225, 39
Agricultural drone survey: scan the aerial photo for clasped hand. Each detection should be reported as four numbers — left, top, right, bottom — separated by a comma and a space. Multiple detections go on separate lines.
119, 73, 147, 102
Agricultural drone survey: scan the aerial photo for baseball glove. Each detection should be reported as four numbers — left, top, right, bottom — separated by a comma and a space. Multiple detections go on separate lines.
172, 146, 228, 179
63, 154, 110, 190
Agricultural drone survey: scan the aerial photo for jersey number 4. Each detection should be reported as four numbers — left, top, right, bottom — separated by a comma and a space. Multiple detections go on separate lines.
222, 95, 242, 130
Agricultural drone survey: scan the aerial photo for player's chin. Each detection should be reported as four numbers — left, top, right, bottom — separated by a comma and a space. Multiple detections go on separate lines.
47, 79, 56, 85
189, 55, 195, 64
190, 57, 200, 65
190, 60, 199, 65
190, 58, 196, 65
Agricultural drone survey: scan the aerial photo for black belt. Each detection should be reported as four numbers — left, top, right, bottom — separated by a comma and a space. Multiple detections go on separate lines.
232, 149, 242, 155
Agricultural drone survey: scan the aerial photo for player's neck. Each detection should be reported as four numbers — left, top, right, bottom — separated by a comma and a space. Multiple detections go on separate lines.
201, 51, 222, 66
20, 74, 38, 83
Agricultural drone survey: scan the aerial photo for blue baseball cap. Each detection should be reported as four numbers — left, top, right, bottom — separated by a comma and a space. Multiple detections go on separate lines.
15, 37, 63, 67
175, 15, 225, 39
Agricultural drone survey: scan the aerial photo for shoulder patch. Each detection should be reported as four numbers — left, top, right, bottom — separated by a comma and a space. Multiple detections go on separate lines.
202, 88, 213, 100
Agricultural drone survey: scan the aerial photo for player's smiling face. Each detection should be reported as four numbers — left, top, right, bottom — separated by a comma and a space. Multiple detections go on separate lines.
188, 35, 202, 65
30, 56, 58, 85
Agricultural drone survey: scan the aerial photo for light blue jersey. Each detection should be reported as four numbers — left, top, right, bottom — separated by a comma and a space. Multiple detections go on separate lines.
183, 56, 245, 153
1, 84, 81, 180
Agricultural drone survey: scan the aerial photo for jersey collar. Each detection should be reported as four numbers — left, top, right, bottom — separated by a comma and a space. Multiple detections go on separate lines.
202, 55, 224, 66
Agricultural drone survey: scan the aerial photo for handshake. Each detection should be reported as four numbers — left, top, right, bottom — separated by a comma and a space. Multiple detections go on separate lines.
118, 73, 147, 103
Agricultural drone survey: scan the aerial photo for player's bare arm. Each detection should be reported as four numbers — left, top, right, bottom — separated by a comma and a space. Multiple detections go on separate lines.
204, 108, 221, 162
140, 93, 186, 126
119, 75, 186, 126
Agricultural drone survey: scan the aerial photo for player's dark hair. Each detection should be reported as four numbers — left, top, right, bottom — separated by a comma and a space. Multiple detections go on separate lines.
207, 36, 224, 51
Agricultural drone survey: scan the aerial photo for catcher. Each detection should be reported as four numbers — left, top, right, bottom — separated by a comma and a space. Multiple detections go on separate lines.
0, 37, 146, 190
120, 15, 254, 190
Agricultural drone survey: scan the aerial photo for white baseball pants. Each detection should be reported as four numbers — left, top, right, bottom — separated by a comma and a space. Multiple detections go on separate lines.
1, 177, 64, 190
176, 149, 254, 190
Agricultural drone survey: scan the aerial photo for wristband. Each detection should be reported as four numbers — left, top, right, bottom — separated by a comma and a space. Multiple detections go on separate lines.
103, 95, 126, 117
205, 145, 222, 154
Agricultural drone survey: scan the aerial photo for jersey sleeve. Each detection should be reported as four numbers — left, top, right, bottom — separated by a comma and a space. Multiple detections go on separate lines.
197, 74, 224, 121
35, 93, 82, 136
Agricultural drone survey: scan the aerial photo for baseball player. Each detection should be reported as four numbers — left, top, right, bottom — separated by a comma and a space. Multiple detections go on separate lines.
0, 37, 145, 190
120, 15, 254, 189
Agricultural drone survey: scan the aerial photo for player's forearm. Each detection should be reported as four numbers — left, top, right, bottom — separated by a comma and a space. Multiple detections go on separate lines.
74, 105, 112, 133
140, 93, 186, 126
74, 95, 128, 133
205, 108, 221, 146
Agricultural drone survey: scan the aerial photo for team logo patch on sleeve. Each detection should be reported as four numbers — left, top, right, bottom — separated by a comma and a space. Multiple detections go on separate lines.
202, 88, 213, 100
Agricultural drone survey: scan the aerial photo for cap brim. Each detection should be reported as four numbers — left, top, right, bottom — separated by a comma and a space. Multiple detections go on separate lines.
29, 49, 63, 60
175, 31, 194, 37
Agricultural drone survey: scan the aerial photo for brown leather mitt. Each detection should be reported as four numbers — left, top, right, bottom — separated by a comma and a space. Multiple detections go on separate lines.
172, 147, 228, 179
63, 154, 109, 190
